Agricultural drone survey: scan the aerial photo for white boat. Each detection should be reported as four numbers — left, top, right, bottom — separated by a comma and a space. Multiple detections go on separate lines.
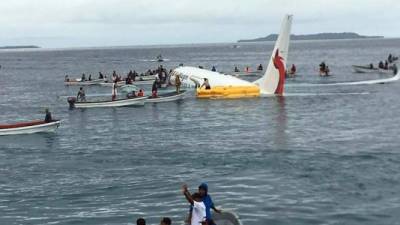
99, 81, 126, 87
69, 97, 147, 108
212, 211, 243, 225
138, 75, 156, 81
352, 65, 379, 73
146, 90, 186, 103
0, 120, 61, 136
64, 78, 105, 86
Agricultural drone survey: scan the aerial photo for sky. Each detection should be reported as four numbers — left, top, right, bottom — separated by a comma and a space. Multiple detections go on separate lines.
0, 0, 399, 48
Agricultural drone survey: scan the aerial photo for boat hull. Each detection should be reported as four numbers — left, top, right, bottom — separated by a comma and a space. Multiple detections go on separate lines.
212, 211, 243, 225
146, 91, 186, 103
73, 97, 146, 108
0, 120, 61, 136
64, 79, 105, 86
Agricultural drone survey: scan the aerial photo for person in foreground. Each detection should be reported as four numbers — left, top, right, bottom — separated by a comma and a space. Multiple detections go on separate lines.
136, 218, 146, 225
182, 184, 207, 225
160, 217, 171, 225
44, 109, 52, 123
184, 183, 222, 225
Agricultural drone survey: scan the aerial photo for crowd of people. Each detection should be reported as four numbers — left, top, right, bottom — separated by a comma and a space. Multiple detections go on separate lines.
133, 183, 222, 225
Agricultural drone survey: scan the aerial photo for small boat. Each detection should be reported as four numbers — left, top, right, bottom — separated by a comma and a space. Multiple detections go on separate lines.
156, 54, 164, 62
352, 65, 379, 73
68, 97, 147, 108
212, 211, 243, 225
0, 120, 61, 136
64, 78, 105, 86
146, 90, 186, 103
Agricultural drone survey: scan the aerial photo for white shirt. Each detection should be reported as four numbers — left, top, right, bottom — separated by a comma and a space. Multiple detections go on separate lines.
191, 201, 206, 225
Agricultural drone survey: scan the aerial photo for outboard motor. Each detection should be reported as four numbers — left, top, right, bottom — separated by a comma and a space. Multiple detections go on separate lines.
67, 97, 76, 109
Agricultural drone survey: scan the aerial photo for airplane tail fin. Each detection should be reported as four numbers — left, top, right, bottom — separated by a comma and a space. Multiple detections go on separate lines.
253, 15, 293, 95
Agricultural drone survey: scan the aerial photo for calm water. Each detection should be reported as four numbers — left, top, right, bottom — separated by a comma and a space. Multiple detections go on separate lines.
1, 39, 400, 225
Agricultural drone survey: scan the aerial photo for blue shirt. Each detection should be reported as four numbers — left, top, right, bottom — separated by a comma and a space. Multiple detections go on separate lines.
203, 194, 214, 220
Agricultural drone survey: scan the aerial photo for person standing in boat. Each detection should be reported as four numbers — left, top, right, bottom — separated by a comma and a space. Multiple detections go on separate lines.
112, 83, 118, 101
384, 61, 389, 70
81, 73, 86, 82
77, 87, 86, 102
151, 80, 158, 98
182, 184, 207, 225
175, 74, 182, 93
44, 109, 52, 123
88, 74, 92, 81
201, 78, 211, 90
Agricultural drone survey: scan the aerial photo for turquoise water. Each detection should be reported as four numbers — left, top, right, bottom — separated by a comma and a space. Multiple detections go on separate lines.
1, 39, 400, 225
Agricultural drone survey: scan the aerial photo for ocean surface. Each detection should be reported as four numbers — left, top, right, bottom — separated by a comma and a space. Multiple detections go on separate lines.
1, 38, 400, 225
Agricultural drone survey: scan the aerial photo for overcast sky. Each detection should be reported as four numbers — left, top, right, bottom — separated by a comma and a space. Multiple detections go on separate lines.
0, 0, 399, 48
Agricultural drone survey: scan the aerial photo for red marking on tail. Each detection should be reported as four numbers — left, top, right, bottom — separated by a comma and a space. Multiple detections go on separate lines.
273, 49, 286, 95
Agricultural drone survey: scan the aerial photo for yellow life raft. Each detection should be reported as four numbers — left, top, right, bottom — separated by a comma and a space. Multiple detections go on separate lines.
196, 86, 260, 99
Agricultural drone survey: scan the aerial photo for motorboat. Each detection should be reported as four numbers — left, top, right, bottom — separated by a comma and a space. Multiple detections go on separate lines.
146, 90, 186, 103
352, 65, 379, 73
0, 120, 60, 136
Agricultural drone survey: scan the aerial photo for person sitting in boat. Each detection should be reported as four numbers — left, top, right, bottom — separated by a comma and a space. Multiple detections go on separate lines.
234, 66, 240, 72
175, 74, 182, 93
77, 87, 86, 102
44, 108, 52, 123
388, 54, 393, 63
379, 61, 384, 69
182, 184, 207, 225
64, 75, 70, 82
211, 66, 216, 72
98, 72, 104, 79
138, 89, 144, 97
88, 74, 92, 81
81, 73, 86, 82
125, 76, 133, 85
384, 61, 389, 70
393, 64, 398, 75
369, 63, 374, 69
201, 78, 211, 90
257, 64, 263, 71
136, 218, 146, 225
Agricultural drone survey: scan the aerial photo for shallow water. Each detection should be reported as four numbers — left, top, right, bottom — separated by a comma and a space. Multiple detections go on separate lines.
1, 39, 400, 225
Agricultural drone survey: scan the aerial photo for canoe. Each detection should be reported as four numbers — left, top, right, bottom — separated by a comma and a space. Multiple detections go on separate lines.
69, 96, 147, 108
146, 90, 186, 103
212, 211, 243, 225
0, 120, 61, 136
64, 79, 105, 86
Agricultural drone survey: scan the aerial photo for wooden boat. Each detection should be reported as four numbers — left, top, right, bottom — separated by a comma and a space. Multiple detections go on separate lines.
146, 90, 186, 103
68, 96, 147, 108
64, 78, 105, 86
0, 120, 61, 136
